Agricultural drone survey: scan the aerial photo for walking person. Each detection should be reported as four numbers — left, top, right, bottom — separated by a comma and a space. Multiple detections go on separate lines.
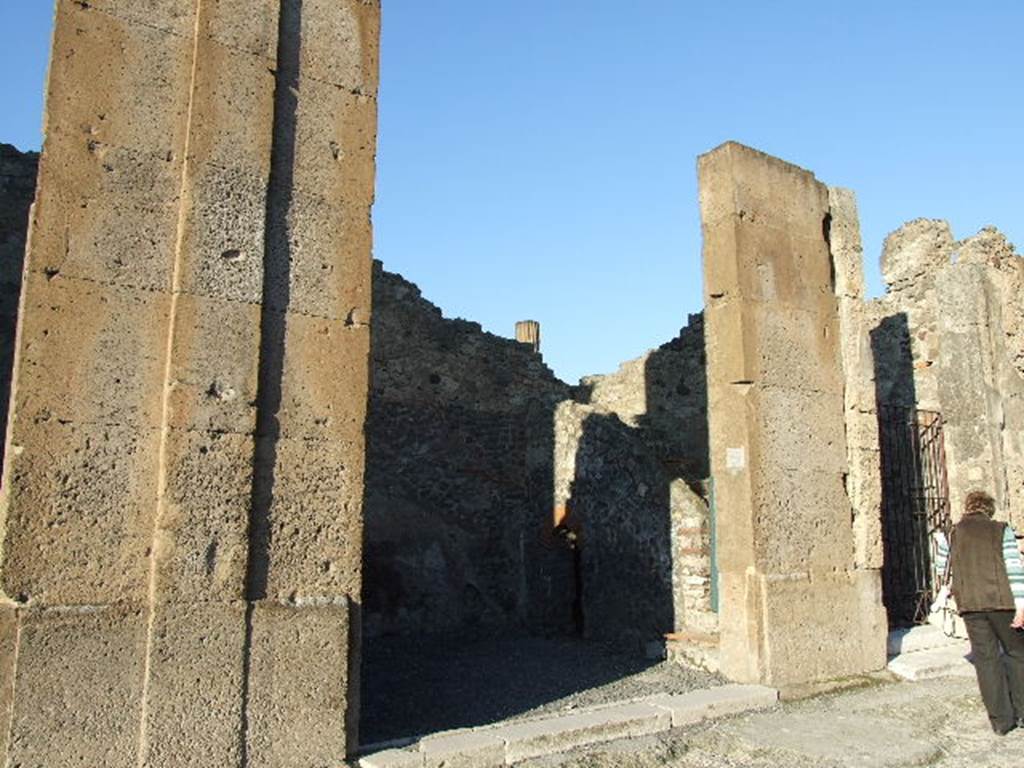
936, 490, 1024, 734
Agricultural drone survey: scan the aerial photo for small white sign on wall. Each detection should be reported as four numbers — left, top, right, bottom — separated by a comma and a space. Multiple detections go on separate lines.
726, 446, 746, 472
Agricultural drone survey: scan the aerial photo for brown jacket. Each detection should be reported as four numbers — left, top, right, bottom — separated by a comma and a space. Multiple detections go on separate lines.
950, 513, 1015, 613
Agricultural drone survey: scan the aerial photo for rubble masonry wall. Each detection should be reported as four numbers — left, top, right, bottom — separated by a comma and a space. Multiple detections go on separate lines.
363, 261, 576, 637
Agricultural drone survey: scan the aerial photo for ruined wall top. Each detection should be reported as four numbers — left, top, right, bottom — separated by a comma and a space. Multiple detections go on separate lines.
370, 260, 568, 410
880, 218, 956, 294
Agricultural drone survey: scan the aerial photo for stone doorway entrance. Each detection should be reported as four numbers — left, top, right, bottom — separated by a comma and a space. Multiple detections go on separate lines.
878, 406, 952, 626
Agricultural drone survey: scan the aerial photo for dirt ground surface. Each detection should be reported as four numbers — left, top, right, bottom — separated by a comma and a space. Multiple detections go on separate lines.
360, 634, 723, 744
516, 675, 1019, 767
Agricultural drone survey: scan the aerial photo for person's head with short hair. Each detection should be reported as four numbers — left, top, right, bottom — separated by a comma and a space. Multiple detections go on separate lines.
964, 489, 996, 518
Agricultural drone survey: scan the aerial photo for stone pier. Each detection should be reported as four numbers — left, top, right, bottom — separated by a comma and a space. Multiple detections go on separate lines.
698, 142, 886, 686
0, 1, 379, 765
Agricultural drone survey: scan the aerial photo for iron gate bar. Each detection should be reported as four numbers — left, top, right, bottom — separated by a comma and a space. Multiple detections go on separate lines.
877, 406, 952, 626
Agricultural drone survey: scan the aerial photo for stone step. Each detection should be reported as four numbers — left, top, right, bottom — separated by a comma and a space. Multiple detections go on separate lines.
655, 630, 721, 674
358, 683, 778, 768
887, 643, 974, 681
886, 624, 965, 657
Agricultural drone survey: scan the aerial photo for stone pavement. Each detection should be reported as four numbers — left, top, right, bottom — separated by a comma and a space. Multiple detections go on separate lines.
358, 685, 778, 767
516, 675, 1016, 768
359, 670, 1024, 767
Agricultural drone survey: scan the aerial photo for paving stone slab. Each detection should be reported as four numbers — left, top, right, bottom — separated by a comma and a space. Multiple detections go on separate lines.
358, 747, 425, 768
647, 683, 779, 727
419, 729, 506, 768
498, 701, 671, 764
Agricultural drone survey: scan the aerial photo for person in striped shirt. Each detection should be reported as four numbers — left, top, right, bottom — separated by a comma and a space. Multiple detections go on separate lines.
934, 490, 1024, 734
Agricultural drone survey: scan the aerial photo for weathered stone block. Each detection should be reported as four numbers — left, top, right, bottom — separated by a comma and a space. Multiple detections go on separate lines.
647, 684, 778, 727
752, 388, 848, 475
187, 36, 276, 175
201, 0, 280, 60
2, 421, 160, 606
12, 271, 169, 429
298, 0, 380, 94
278, 315, 369, 441
29, 148, 180, 291
47, 1, 191, 159
698, 142, 829, 240
5, 605, 147, 768
750, 466, 855, 573
166, 293, 262, 434
291, 76, 377, 208
758, 570, 887, 686
153, 429, 254, 603
0, 606, 17, 767
724, 223, 835, 307
705, 301, 842, 395
420, 730, 506, 768
827, 187, 865, 300
141, 602, 247, 768
246, 601, 354, 767
178, 162, 268, 305
81, 0, 195, 36
266, 190, 373, 321
500, 702, 670, 763
261, 436, 363, 601
359, 749, 425, 768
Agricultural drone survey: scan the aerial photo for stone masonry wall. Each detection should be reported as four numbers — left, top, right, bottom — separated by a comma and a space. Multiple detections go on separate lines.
575, 314, 716, 637
867, 221, 1024, 530
0, 3, 379, 764
0, 145, 37, 473
553, 399, 715, 647
363, 261, 576, 638
365, 263, 717, 647
700, 142, 886, 687
583, 313, 709, 480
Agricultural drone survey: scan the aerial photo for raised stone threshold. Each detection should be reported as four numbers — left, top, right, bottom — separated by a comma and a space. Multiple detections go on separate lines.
886, 624, 974, 681
358, 683, 778, 767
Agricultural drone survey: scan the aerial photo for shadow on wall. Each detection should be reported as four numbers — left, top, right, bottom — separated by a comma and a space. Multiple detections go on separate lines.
360, 261, 575, 640
562, 410, 677, 643
870, 312, 929, 627
0, 146, 39, 477
641, 314, 709, 486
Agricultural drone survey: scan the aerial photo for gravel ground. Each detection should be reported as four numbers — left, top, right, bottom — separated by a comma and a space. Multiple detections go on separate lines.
359, 633, 724, 744
515, 675, 1023, 768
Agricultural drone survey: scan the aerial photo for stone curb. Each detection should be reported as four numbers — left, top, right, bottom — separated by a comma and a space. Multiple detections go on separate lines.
358, 683, 778, 767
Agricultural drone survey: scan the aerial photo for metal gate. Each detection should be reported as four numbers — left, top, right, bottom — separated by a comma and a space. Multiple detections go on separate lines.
877, 406, 952, 626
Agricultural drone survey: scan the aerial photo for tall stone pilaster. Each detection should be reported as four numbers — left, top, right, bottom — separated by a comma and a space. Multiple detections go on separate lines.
698, 142, 886, 686
0, 1, 378, 764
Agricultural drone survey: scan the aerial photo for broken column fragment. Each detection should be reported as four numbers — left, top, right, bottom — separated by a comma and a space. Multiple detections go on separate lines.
516, 319, 542, 352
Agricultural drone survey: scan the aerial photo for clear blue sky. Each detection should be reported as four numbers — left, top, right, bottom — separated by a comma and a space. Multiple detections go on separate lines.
2, 2, 1022, 383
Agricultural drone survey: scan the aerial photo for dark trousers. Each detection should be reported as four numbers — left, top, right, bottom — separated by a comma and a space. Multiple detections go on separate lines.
963, 610, 1024, 733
